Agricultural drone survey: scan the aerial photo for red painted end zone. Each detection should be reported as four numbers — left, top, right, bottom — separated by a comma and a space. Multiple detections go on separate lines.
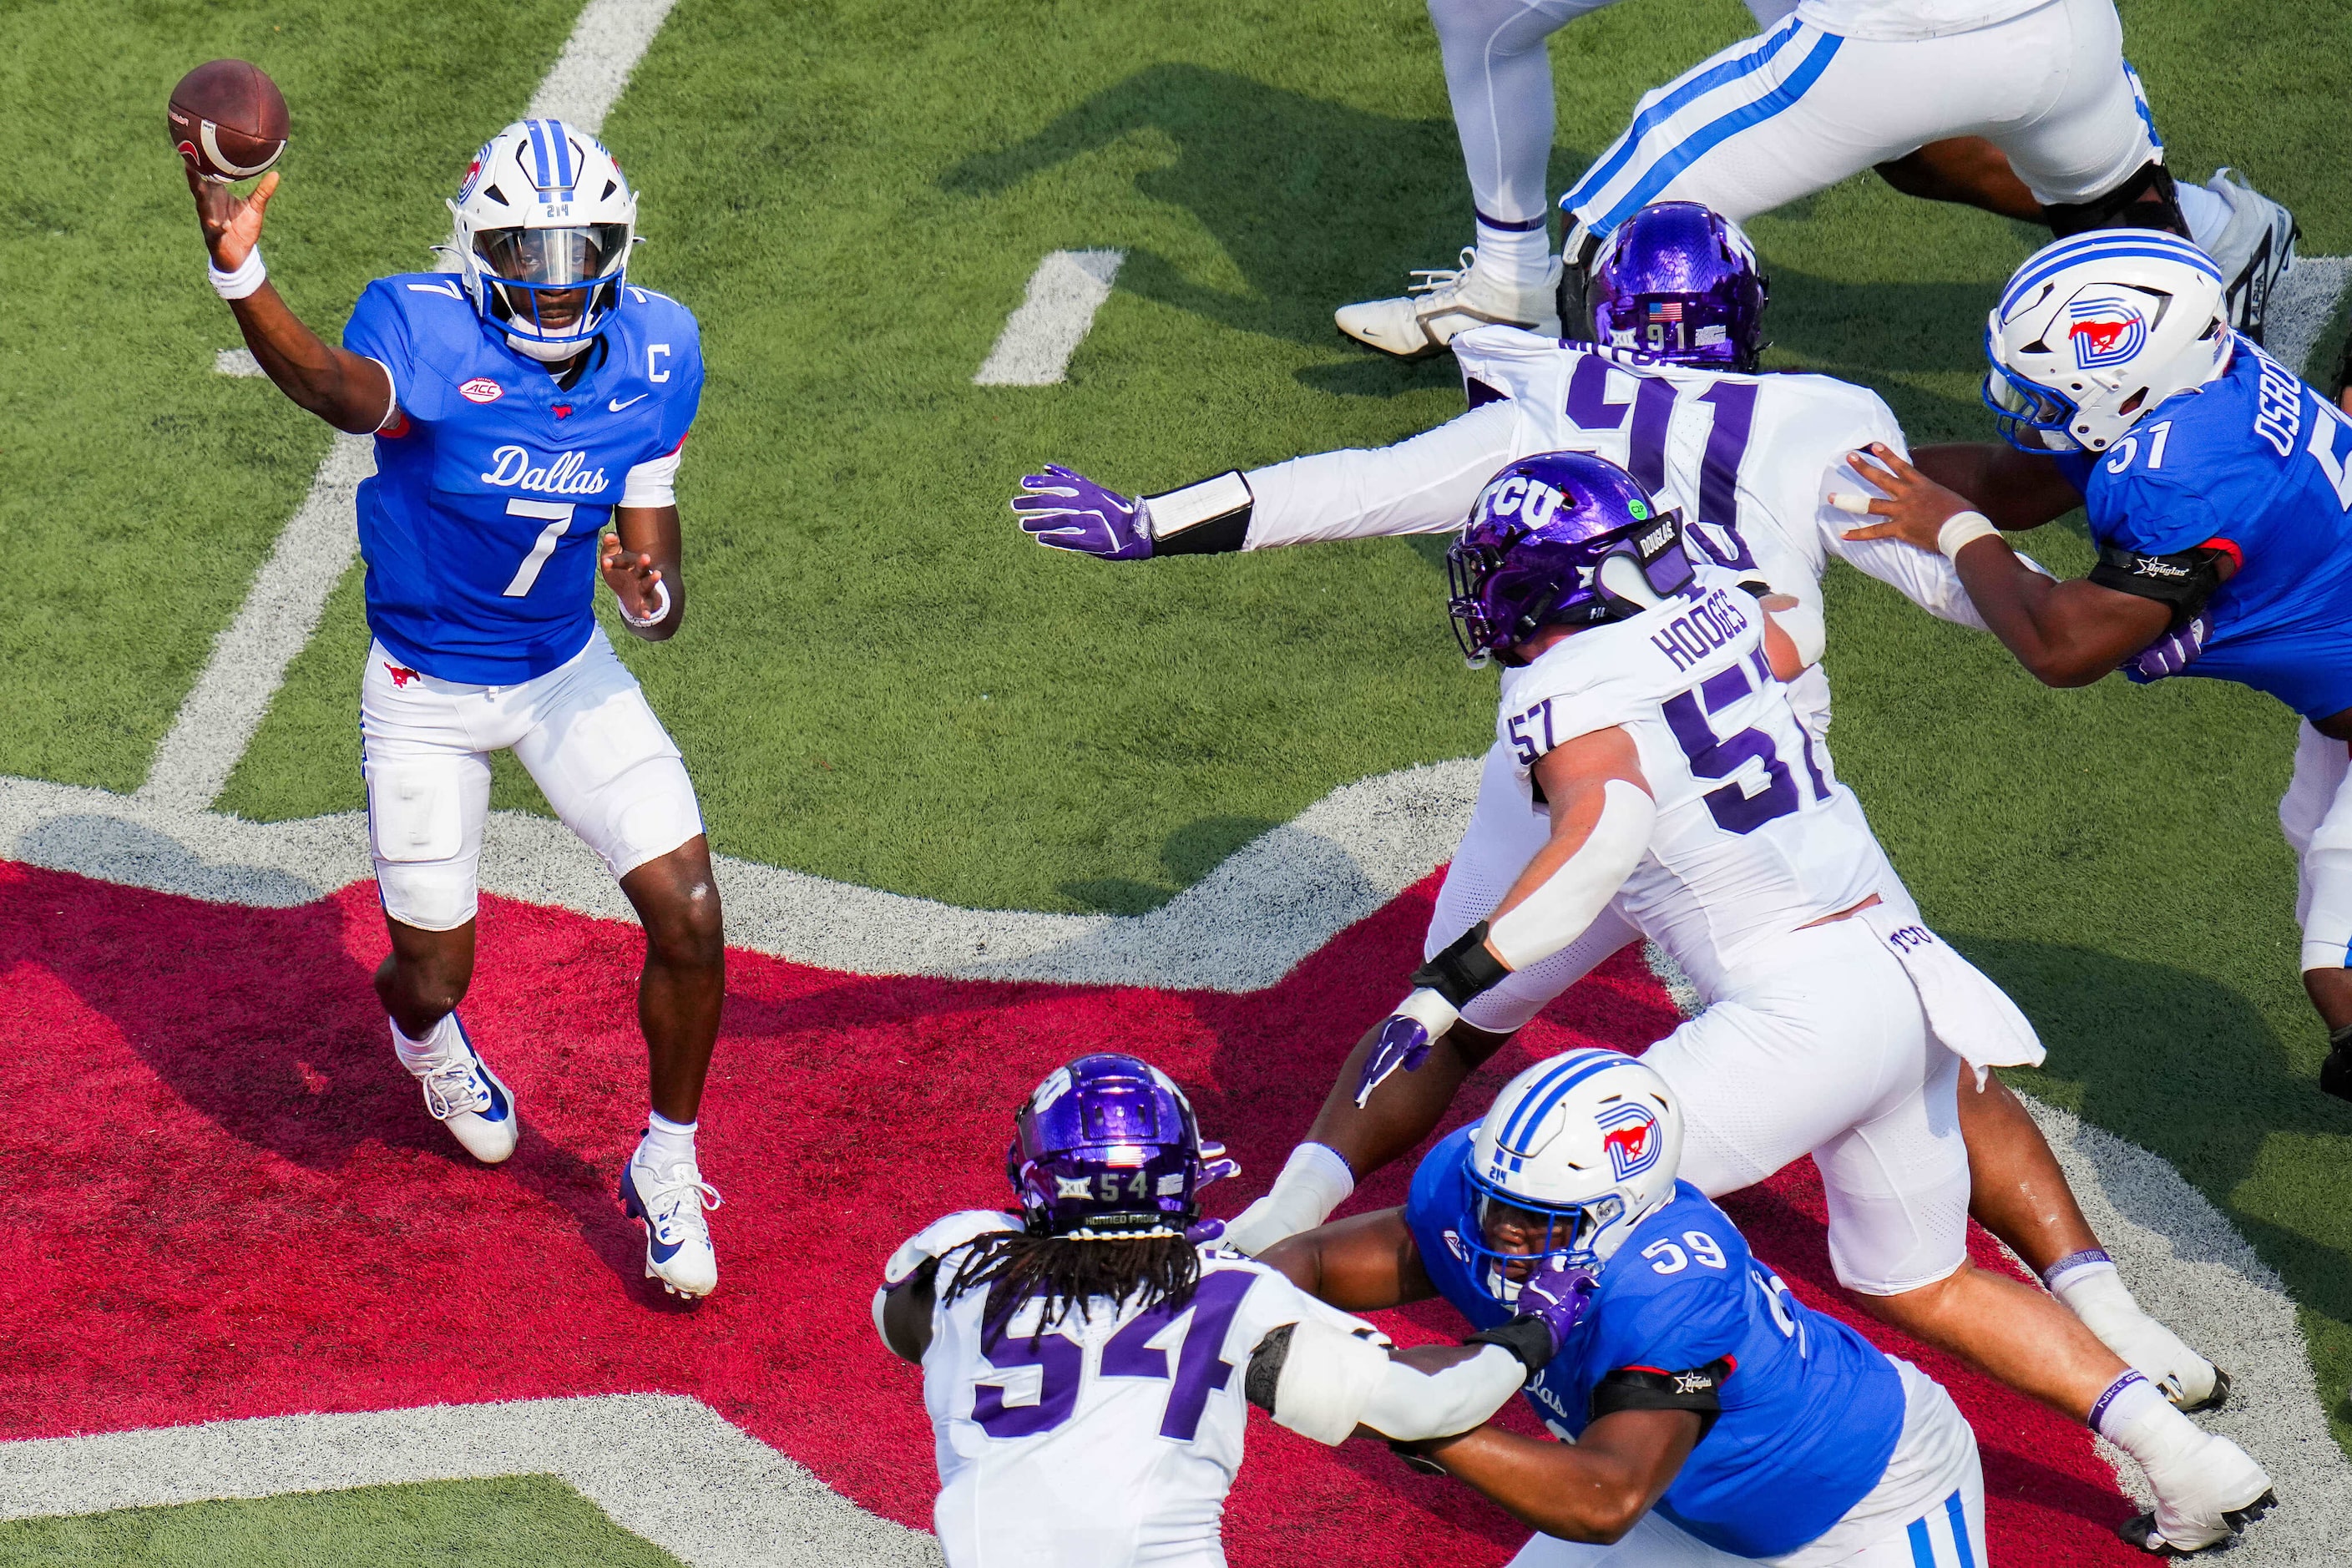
0, 858, 2145, 1563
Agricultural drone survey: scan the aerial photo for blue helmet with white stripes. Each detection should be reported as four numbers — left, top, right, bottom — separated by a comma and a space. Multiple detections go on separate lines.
1984, 228, 2230, 454
446, 119, 639, 362
1458, 1049, 1683, 1307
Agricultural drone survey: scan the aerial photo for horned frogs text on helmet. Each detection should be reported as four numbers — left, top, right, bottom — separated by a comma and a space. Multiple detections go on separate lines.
1458, 1048, 1682, 1306
1983, 229, 2230, 454
446, 118, 637, 362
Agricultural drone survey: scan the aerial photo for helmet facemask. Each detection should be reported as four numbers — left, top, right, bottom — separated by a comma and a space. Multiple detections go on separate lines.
1460, 1181, 1621, 1305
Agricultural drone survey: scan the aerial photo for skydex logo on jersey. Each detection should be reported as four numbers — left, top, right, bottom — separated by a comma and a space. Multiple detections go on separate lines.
479, 444, 610, 495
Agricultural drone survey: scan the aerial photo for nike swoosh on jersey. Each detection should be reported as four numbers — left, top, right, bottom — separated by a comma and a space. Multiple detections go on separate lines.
608, 393, 649, 412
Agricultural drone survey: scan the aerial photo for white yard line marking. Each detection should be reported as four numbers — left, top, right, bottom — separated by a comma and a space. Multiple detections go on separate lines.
2267, 254, 2352, 382
143, 0, 682, 811
135, 433, 374, 812
214, 348, 264, 377
5, 758, 1477, 990
0, 1394, 942, 1568
973, 250, 1126, 386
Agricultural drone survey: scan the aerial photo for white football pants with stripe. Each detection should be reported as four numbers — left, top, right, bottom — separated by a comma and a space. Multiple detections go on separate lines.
1504, 1358, 1985, 1566
1560, 0, 2157, 242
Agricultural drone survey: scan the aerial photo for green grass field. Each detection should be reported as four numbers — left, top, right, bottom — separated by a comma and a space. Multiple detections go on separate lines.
8, 0, 2352, 1556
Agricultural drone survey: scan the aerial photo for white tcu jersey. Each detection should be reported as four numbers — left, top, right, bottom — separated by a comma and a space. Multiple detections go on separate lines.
1241, 329, 1990, 740
1497, 565, 1880, 986
919, 1231, 1361, 1568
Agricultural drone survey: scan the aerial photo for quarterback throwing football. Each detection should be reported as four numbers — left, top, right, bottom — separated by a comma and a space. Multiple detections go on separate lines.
187, 119, 726, 1298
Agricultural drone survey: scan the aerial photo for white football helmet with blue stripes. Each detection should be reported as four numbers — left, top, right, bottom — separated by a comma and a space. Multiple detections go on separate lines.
1459, 1048, 1682, 1302
1984, 229, 2230, 455
447, 118, 638, 362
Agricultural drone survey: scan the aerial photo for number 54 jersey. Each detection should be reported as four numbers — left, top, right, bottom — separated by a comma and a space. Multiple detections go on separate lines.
918, 1231, 1368, 1568
1498, 564, 1881, 994
342, 276, 704, 685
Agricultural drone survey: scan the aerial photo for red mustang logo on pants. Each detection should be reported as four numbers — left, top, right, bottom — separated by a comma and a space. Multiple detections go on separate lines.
385, 664, 420, 688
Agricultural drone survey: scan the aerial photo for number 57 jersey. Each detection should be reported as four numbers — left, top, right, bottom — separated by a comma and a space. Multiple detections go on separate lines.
919, 1235, 1364, 1568
1498, 564, 1880, 994
342, 276, 704, 685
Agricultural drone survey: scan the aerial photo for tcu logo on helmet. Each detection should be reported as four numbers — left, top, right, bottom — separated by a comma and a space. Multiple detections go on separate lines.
1478, 475, 1567, 529
1596, 1101, 1662, 1181
2066, 296, 2148, 370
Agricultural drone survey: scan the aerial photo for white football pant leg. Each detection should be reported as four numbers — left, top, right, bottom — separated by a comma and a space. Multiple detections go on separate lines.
1560, 0, 2156, 240
2281, 721, 2352, 974
509, 627, 706, 883
1428, 743, 1642, 1034
362, 644, 508, 932
1644, 920, 1970, 1295
1432, 0, 1630, 229
1503, 1509, 1751, 1566
1789, 1361, 1985, 1567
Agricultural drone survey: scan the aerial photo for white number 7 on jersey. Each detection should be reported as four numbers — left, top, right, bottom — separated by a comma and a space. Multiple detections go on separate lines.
503, 499, 576, 596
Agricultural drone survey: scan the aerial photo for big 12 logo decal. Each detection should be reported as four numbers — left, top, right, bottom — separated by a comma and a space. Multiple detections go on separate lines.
1596, 1101, 1661, 1181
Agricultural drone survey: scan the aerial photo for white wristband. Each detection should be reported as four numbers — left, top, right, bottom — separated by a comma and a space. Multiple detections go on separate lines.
617, 576, 671, 630
209, 246, 267, 301
1936, 510, 2000, 562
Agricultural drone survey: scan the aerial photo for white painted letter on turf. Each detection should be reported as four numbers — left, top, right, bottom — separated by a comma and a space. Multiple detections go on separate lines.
973, 250, 1125, 387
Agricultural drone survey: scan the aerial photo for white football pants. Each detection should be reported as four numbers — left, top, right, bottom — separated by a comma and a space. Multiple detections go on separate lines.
1561, 0, 2158, 240
1428, 749, 1970, 1296
2279, 721, 2352, 974
1431, 0, 1795, 227
361, 628, 705, 931
1503, 1360, 1985, 1566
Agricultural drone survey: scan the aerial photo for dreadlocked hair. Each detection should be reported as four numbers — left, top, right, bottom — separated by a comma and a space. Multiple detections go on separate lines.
943, 1228, 1201, 1342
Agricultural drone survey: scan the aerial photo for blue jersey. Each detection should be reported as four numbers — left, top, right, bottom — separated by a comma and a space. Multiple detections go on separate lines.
2055, 343, 2352, 720
1406, 1129, 1904, 1559
342, 276, 704, 684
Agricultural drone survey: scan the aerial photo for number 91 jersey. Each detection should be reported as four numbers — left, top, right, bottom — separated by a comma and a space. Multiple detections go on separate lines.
918, 1232, 1363, 1568
342, 275, 704, 685
1496, 564, 1879, 994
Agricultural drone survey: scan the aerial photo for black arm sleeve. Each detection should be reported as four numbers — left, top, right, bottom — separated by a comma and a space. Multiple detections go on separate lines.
2084, 543, 2228, 634
1588, 1358, 1733, 1442
1409, 919, 1512, 1008
1243, 1323, 1293, 1414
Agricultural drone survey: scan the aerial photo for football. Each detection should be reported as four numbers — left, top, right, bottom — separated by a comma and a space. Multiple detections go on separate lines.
167, 58, 288, 182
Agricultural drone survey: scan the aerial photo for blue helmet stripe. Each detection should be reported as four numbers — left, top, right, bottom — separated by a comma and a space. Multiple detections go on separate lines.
2000, 235, 2221, 315
550, 120, 574, 191
1562, 18, 1805, 216
1495, 1049, 1631, 1158
524, 118, 554, 190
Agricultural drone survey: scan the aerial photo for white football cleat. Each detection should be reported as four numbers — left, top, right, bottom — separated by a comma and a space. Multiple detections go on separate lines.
2198, 169, 2297, 346
400, 1015, 518, 1165
621, 1158, 721, 1300
2119, 1429, 2274, 1555
1335, 248, 1562, 360
2072, 1301, 2226, 1411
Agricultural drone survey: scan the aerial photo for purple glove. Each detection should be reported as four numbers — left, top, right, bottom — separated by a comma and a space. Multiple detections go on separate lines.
1353, 1014, 1434, 1108
1011, 465, 1152, 560
1185, 1217, 1228, 1247
2127, 614, 2208, 682
1512, 1257, 1600, 1362
1197, 1141, 1241, 1187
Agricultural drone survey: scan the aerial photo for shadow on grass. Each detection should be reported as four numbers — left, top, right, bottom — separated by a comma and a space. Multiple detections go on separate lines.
1966, 935, 2352, 1327
1059, 812, 1280, 913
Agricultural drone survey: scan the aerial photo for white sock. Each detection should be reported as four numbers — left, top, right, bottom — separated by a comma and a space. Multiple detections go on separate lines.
1275, 1141, 1356, 1227
2092, 1370, 2203, 1474
391, 1014, 458, 1073
1474, 215, 1554, 296
637, 1110, 698, 1174
2046, 1248, 2138, 1317
2177, 178, 2231, 254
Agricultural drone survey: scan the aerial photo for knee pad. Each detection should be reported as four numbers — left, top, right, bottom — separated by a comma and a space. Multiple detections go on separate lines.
2043, 158, 2189, 240
2300, 838, 2352, 973
375, 858, 480, 932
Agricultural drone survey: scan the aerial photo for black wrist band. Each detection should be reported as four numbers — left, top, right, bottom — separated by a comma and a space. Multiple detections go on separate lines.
1409, 919, 1511, 1008
1466, 1316, 1556, 1381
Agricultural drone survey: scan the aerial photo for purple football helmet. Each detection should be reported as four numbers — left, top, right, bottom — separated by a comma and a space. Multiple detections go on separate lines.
1446, 451, 1694, 665
1584, 202, 1768, 372
1006, 1054, 1239, 1240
